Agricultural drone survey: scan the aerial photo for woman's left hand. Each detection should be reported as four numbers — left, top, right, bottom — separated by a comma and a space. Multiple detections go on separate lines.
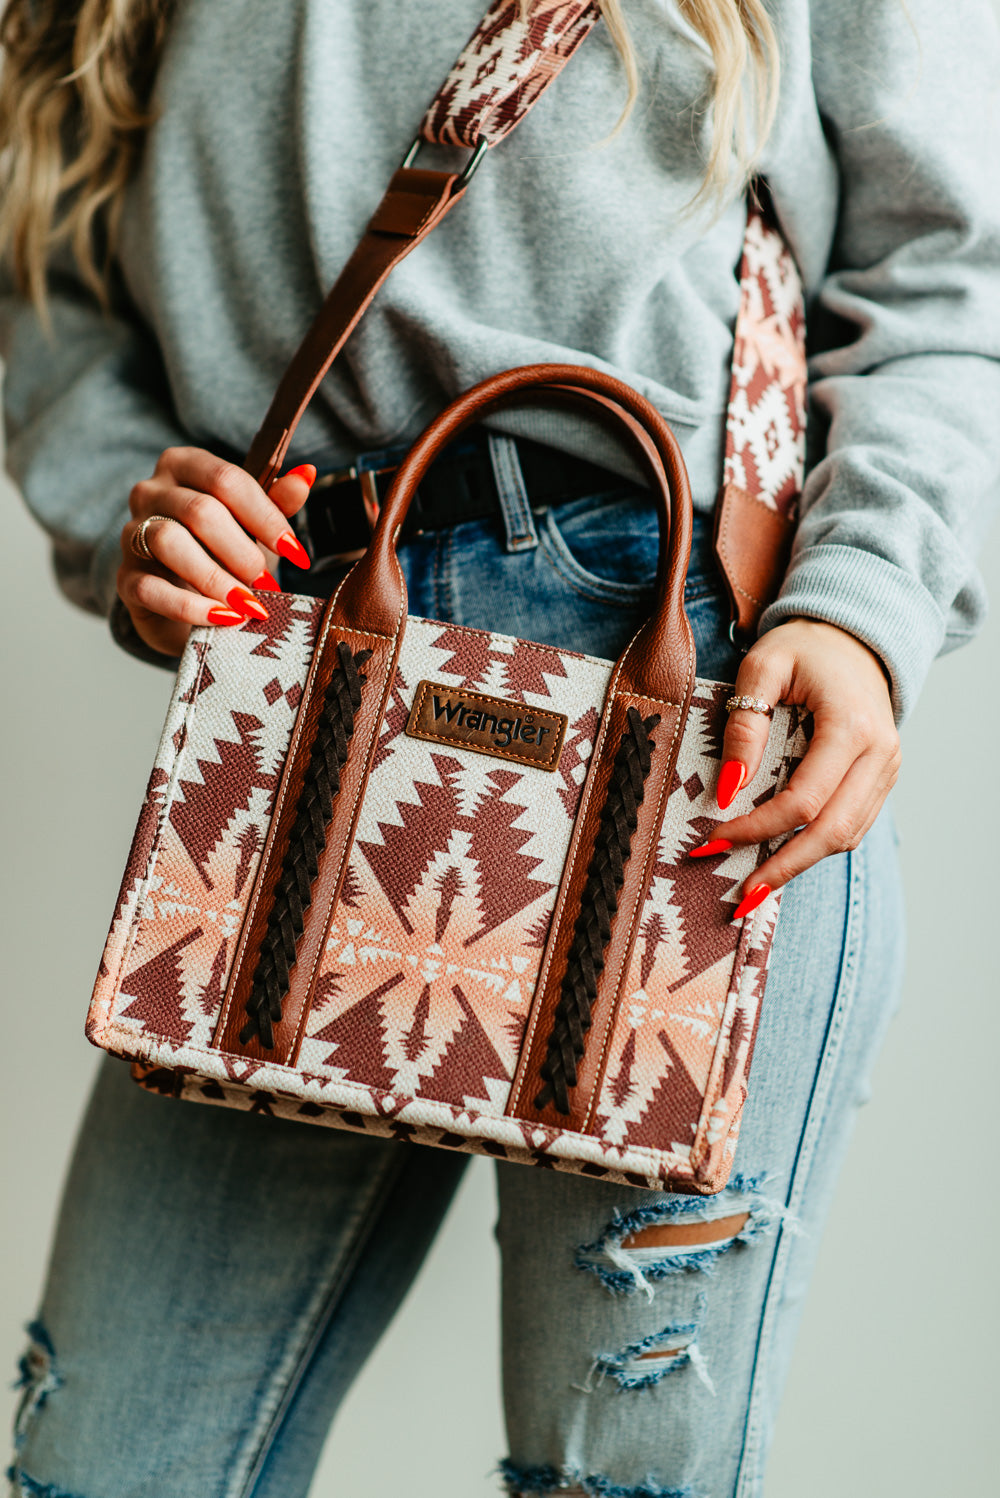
699, 618, 901, 906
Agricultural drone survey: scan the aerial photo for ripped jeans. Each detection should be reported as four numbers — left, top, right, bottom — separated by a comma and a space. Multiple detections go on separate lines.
10, 441, 906, 1498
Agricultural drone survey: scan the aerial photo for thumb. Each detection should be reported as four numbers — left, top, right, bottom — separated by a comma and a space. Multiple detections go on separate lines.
716, 642, 789, 810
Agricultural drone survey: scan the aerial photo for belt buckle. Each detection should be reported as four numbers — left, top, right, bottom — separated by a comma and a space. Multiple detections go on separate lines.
359, 470, 381, 531
316, 461, 400, 565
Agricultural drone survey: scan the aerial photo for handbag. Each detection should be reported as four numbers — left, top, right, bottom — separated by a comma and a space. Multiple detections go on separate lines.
88, 0, 809, 1194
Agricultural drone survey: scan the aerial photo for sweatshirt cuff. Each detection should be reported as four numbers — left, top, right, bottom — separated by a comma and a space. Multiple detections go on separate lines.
757, 544, 947, 725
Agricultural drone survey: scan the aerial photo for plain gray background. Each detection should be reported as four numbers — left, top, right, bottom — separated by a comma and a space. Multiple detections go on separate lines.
3, 13, 1000, 1490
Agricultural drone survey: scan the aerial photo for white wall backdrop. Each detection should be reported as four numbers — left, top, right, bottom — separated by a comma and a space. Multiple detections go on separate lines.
2, 8, 999, 1493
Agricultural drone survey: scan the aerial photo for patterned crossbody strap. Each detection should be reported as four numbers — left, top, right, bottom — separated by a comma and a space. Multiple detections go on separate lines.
241, 0, 806, 634
715, 192, 806, 637
420, 0, 601, 147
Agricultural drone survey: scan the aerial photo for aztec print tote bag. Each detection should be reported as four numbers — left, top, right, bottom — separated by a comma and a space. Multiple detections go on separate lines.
88, 1, 808, 1194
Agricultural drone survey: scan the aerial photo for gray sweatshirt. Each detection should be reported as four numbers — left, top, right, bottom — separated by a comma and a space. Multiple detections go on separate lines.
3, 0, 1000, 721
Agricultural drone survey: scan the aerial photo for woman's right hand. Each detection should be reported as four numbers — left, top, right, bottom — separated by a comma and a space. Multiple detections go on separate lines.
117, 447, 317, 657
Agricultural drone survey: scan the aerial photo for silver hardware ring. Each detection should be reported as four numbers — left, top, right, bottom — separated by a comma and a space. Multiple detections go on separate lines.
130, 514, 176, 562
725, 694, 774, 716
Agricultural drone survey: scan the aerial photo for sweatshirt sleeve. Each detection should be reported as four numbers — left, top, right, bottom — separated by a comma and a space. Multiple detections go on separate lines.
758, 0, 1000, 722
0, 260, 188, 664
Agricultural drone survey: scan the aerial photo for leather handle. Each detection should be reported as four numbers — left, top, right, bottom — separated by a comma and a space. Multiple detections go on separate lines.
330, 362, 695, 705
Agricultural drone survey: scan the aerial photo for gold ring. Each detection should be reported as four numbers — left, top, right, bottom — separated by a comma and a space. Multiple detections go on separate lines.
725, 695, 774, 716
130, 514, 175, 562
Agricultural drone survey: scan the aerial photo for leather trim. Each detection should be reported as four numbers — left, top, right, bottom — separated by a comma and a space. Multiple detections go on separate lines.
242, 167, 467, 489
712, 482, 797, 636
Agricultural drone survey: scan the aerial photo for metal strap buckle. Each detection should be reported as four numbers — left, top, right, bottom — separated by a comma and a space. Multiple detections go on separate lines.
400, 134, 489, 185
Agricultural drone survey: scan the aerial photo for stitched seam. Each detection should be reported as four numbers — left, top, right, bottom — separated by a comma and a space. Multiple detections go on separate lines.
507, 620, 646, 1113
407, 680, 564, 768
734, 842, 865, 1493
540, 512, 651, 605
581, 686, 687, 1132
718, 503, 764, 608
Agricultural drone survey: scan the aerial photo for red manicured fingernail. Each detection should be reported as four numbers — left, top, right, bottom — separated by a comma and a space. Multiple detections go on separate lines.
732, 884, 771, 922
207, 607, 244, 626
252, 569, 280, 592
226, 586, 269, 621
689, 837, 734, 858
286, 463, 317, 487
716, 760, 746, 810
274, 531, 311, 569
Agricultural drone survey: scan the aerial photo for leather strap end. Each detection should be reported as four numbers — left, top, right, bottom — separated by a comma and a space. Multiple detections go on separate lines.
713, 483, 797, 638
368, 168, 463, 238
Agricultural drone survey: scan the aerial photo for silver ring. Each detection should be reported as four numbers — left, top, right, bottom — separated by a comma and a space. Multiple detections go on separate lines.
725, 694, 774, 716
130, 514, 175, 562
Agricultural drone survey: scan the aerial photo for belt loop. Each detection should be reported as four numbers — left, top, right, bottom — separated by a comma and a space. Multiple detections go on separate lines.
487, 433, 539, 553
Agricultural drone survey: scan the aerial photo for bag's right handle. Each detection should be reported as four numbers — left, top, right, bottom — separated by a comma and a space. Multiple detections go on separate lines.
331, 362, 695, 708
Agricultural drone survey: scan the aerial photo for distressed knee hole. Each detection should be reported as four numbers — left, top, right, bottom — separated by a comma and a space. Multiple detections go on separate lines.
8, 1473, 89, 1498
621, 1212, 750, 1251
575, 1293, 716, 1397
12, 1322, 62, 1452
497, 1460, 695, 1498
575, 1174, 802, 1296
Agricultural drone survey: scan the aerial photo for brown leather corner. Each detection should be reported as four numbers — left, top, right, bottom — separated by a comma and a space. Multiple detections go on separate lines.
211, 620, 404, 1066
506, 683, 693, 1134
713, 482, 797, 636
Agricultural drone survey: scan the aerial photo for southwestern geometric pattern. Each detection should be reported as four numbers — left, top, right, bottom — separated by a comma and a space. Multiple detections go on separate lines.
420, 0, 601, 148
89, 602, 807, 1194
88, 0, 810, 1197
724, 202, 807, 516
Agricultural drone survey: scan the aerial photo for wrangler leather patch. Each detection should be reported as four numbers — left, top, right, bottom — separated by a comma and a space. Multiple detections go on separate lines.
405, 681, 568, 770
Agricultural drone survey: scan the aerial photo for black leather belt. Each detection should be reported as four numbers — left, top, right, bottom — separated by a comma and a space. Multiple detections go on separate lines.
298, 427, 631, 565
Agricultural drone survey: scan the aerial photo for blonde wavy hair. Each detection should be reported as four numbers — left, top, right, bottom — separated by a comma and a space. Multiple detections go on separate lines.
0, 0, 779, 316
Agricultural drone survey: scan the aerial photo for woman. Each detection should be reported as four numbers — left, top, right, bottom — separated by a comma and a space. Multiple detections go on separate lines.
2, 2, 997, 1495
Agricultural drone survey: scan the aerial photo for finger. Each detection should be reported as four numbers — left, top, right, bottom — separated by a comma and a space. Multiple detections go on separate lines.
151, 448, 312, 560
127, 515, 271, 619
717, 651, 789, 808
269, 463, 317, 518
709, 717, 862, 847
118, 560, 249, 631
129, 495, 279, 591
735, 750, 890, 900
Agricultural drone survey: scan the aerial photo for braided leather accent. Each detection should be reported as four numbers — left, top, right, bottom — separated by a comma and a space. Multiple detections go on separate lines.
239, 643, 372, 1048
533, 706, 660, 1114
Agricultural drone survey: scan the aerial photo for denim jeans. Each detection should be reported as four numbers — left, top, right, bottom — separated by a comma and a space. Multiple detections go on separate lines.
10, 439, 906, 1498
